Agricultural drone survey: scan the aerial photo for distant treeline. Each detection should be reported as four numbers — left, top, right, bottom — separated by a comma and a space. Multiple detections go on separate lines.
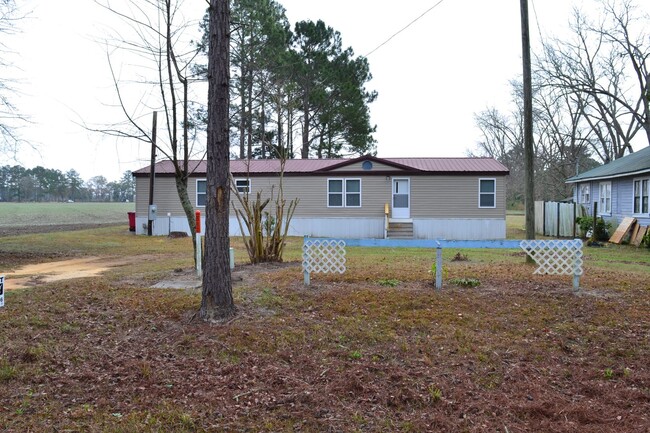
0, 165, 134, 203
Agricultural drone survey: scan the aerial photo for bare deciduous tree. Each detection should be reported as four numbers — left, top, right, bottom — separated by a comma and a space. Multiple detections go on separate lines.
0, 0, 28, 157
93, 0, 205, 259
538, 0, 649, 161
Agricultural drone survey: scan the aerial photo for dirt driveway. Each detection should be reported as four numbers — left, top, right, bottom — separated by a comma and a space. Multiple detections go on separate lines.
3, 256, 132, 290
3, 254, 300, 291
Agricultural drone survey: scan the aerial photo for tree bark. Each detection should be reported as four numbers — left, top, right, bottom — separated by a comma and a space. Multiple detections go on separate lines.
174, 173, 197, 257
201, 0, 235, 322
301, 94, 310, 158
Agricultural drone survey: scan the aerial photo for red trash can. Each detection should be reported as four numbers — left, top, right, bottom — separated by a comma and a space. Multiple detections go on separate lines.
127, 212, 136, 232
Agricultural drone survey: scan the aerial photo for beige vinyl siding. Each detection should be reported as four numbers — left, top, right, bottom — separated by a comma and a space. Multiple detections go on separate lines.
136, 174, 506, 219
410, 176, 506, 218
330, 161, 402, 172
234, 175, 390, 218
136, 177, 188, 215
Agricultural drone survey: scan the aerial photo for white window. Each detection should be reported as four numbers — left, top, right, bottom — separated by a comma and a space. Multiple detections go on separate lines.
196, 179, 207, 207
633, 178, 649, 214
478, 178, 496, 208
234, 178, 251, 193
599, 182, 611, 215
345, 179, 361, 207
579, 184, 590, 204
328, 178, 361, 208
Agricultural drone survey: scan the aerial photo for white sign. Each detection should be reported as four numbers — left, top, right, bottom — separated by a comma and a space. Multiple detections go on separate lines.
0, 275, 4, 308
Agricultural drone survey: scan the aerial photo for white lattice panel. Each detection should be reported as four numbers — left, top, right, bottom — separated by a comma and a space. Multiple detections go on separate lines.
302, 239, 346, 274
520, 239, 583, 276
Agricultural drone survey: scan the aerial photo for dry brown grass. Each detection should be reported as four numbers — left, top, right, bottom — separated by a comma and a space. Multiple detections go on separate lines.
0, 226, 649, 432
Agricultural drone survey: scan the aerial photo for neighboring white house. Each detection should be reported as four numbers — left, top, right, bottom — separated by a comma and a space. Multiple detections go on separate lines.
132, 155, 509, 240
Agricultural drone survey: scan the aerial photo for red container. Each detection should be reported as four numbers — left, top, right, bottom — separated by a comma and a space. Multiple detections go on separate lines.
127, 212, 136, 232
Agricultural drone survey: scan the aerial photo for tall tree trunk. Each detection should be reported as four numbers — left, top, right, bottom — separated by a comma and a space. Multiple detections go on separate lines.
287, 104, 293, 158
301, 95, 310, 158
239, 64, 246, 159
174, 174, 197, 263
276, 99, 283, 157
261, 87, 266, 158
201, 0, 234, 322
246, 68, 253, 159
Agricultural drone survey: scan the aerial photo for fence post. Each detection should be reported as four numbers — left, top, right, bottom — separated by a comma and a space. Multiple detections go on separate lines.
591, 202, 598, 241
572, 202, 576, 238
303, 235, 310, 286
196, 233, 202, 278
195, 210, 202, 277
435, 245, 442, 290
573, 239, 581, 291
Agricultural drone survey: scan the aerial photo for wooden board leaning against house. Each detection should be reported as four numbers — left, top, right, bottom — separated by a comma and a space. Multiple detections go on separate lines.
631, 225, 648, 247
609, 217, 636, 244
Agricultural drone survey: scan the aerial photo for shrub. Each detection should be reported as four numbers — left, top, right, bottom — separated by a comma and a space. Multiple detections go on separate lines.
576, 216, 611, 241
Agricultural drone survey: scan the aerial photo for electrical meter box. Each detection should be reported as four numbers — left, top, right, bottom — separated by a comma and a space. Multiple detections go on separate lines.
148, 204, 158, 221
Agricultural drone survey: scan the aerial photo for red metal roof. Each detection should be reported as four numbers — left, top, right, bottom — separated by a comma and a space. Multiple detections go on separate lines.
386, 157, 508, 172
133, 156, 508, 176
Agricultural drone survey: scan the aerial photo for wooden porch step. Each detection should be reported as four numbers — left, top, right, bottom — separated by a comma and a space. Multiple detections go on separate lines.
387, 222, 413, 239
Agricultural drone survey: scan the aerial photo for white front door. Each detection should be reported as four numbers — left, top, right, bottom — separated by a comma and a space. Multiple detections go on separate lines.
392, 178, 410, 219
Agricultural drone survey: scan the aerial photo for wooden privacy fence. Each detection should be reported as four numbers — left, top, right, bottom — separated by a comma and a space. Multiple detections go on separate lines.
534, 201, 585, 237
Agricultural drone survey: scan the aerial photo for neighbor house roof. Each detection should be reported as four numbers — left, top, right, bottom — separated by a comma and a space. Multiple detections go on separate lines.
133, 155, 509, 177
566, 146, 650, 183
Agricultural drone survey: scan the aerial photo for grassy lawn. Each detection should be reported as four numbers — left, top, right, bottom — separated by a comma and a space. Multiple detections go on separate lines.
0, 202, 134, 227
0, 224, 649, 432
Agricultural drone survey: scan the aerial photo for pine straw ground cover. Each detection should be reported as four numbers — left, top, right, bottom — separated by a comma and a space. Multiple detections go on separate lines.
0, 228, 649, 432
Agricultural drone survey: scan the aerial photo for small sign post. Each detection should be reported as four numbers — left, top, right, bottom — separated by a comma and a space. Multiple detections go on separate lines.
0, 275, 4, 308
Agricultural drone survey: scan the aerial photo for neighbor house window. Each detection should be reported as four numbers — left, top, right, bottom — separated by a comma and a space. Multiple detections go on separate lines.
328, 178, 361, 207
579, 184, 590, 204
633, 178, 649, 214
196, 179, 207, 207
478, 178, 496, 208
234, 178, 251, 194
599, 181, 611, 214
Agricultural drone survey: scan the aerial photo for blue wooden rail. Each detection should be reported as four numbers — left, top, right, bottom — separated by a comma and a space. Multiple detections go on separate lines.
335, 238, 522, 249
303, 236, 583, 290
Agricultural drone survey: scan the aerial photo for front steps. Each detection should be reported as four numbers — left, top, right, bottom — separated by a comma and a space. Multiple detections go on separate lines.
387, 221, 413, 239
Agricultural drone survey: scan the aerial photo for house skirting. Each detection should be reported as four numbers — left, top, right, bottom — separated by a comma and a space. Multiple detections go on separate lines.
136, 216, 505, 240
413, 218, 506, 240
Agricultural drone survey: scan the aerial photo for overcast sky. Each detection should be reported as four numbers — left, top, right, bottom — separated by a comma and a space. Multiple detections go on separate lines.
6, 0, 647, 182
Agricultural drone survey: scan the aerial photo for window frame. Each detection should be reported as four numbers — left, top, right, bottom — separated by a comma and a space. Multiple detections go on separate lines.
345, 178, 362, 208
579, 184, 590, 205
598, 181, 612, 215
196, 179, 207, 207
234, 178, 251, 194
478, 178, 496, 209
632, 177, 649, 215
327, 178, 362, 208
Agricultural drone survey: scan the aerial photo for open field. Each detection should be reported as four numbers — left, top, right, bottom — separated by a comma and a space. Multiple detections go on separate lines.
0, 202, 133, 236
1, 225, 649, 431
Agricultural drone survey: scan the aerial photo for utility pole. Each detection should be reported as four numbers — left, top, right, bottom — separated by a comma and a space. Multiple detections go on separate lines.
147, 111, 158, 236
520, 0, 535, 240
